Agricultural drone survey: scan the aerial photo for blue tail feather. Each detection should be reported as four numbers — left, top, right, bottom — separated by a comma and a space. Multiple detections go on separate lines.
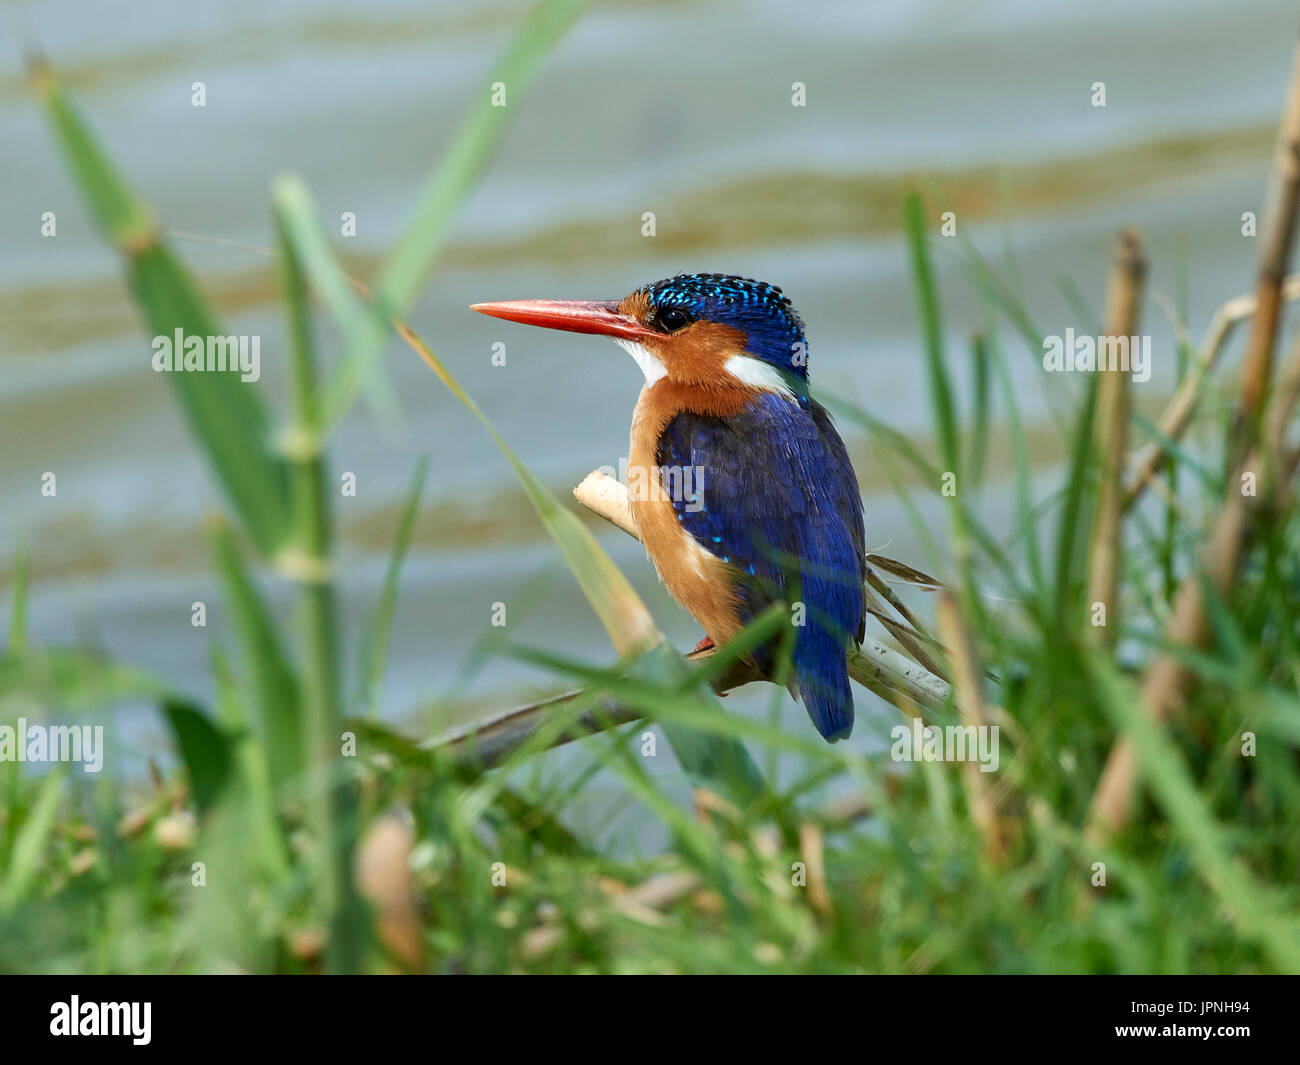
792, 614, 854, 742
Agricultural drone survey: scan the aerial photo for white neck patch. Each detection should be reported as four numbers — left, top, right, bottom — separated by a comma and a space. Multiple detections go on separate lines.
615, 341, 797, 400
615, 339, 667, 387
723, 354, 797, 400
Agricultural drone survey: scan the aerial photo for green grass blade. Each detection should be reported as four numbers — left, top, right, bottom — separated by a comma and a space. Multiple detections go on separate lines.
7, 542, 27, 654
208, 520, 302, 795
273, 195, 366, 973
163, 699, 234, 814
364, 455, 429, 718
212, 648, 291, 880
506, 646, 842, 764
1129, 410, 1217, 492
1053, 373, 1100, 633
318, 0, 589, 430
376, 0, 588, 312
903, 192, 960, 477
0, 649, 167, 710
0, 768, 64, 912
31, 65, 291, 556
269, 176, 395, 433
989, 326, 1047, 610
968, 333, 990, 492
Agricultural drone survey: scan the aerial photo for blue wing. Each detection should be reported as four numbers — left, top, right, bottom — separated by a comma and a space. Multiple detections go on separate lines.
656, 393, 866, 741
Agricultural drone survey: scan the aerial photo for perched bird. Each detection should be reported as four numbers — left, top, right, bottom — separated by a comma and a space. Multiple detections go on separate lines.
472, 274, 866, 741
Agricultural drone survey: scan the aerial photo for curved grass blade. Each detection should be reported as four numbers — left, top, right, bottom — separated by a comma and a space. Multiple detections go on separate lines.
968, 333, 991, 492
163, 699, 233, 814
319, 0, 591, 431
377, 0, 589, 311
363, 455, 429, 718
903, 191, 960, 478
212, 649, 291, 880
30, 63, 291, 556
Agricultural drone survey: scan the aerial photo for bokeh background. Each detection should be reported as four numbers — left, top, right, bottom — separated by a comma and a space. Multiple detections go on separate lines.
2, 0, 1296, 844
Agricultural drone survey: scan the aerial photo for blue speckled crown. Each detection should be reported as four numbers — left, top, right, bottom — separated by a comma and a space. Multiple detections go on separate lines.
640, 273, 810, 382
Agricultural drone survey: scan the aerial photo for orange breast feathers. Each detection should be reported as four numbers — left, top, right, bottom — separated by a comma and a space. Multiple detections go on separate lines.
626, 377, 757, 648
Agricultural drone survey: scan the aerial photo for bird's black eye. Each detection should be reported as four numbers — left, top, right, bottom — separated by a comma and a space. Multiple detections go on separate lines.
656, 307, 691, 332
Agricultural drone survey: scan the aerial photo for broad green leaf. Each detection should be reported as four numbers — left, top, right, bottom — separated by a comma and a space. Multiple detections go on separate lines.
163, 700, 234, 814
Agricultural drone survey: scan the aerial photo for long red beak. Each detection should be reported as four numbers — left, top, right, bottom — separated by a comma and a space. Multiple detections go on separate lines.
470, 299, 651, 341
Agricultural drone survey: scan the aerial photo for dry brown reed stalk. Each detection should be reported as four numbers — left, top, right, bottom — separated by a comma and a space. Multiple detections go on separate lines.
865, 562, 937, 637
865, 553, 942, 589
798, 822, 834, 917
1087, 230, 1146, 648
936, 589, 1005, 865
863, 594, 949, 682
1122, 274, 1300, 511
1090, 468, 1253, 837
1231, 35, 1300, 462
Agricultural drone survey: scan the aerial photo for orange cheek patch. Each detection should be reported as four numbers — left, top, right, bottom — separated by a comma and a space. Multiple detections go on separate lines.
612, 293, 752, 392
658, 321, 749, 386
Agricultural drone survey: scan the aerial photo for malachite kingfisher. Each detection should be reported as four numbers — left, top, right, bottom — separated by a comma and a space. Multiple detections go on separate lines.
472, 274, 866, 742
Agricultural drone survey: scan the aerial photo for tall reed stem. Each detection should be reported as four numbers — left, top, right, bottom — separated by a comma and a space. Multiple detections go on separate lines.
276, 211, 364, 971
1087, 229, 1145, 648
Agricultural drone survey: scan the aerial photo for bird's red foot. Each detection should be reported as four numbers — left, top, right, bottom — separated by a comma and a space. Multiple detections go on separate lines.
693, 635, 715, 652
